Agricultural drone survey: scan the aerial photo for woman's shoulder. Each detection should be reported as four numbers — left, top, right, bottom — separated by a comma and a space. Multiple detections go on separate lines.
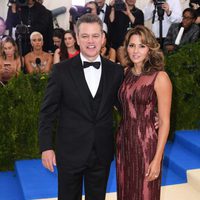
43, 51, 52, 59
154, 71, 172, 90
24, 52, 33, 59
156, 71, 170, 80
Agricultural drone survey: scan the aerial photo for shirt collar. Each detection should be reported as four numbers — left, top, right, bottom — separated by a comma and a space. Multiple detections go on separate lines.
101, 4, 106, 12
80, 53, 101, 65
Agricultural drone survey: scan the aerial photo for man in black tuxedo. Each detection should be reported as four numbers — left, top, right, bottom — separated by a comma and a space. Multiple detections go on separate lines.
39, 13, 124, 200
95, 0, 112, 27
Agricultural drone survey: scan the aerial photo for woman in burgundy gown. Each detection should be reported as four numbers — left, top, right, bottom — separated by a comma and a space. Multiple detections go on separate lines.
116, 25, 172, 200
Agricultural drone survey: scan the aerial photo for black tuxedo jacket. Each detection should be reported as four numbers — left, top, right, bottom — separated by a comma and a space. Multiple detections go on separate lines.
39, 54, 124, 168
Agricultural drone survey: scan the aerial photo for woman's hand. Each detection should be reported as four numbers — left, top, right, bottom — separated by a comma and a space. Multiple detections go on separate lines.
145, 158, 161, 181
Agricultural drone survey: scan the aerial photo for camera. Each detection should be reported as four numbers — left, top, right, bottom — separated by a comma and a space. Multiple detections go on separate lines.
16, 24, 29, 35
153, 0, 165, 19
114, 0, 126, 11
153, 0, 166, 6
9, 0, 27, 6
69, 6, 92, 24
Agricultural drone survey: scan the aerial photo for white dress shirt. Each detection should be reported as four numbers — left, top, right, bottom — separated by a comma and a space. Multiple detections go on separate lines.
80, 53, 102, 98
98, 4, 107, 23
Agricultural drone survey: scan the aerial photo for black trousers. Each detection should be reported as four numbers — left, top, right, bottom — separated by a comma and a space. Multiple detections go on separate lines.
57, 149, 111, 200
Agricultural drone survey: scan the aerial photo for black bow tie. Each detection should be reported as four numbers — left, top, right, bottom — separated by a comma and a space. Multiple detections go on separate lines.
100, 9, 105, 13
83, 61, 101, 69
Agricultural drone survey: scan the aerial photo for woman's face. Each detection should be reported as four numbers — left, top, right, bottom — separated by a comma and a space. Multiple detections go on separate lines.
53, 36, 62, 48
64, 33, 76, 48
31, 34, 43, 50
127, 34, 149, 67
3, 41, 15, 58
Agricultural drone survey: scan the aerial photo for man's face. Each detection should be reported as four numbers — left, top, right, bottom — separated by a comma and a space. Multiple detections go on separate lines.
125, 0, 136, 7
182, 11, 195, 29
95, 0, 105, 8
76, 22, 104, 61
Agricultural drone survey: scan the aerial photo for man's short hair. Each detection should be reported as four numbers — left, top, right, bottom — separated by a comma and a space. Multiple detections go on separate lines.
76, 13, 103, 35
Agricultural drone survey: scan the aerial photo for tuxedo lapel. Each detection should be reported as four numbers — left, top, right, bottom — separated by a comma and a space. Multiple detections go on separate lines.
96, 58, 113, 119
69, 55, 92, 117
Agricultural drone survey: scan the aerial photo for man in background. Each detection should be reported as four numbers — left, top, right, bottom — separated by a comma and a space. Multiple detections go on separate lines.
164, 8, 200, 53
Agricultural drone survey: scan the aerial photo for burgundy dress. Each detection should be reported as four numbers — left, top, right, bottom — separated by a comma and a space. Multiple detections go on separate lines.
116, 68, 161, 200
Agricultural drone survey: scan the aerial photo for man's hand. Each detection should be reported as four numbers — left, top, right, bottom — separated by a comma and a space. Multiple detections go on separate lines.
41, 150, 56, 172
161, 2, 171, 16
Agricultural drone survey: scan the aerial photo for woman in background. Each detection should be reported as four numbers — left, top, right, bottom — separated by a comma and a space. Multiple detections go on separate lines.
53, 30, 79, 64
116, 25, 172, 200
52, 28, 65, 50
0, 36, 21, 84
24, 31, 52, 74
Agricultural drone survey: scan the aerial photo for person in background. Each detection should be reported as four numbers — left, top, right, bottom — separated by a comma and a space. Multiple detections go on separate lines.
109, 0, 144, 51
85, 1, 99, 15
100, 23, 116, 62
190, 0, 200, 30
0, 17, 7, 40
116, 25, 172, 200
53, 30, 79, 64
0, 17, 8, 56
0, 36, 21, 85
39, 13, 124, 200
6, 0, 54, 55
24, 31, 52, 74
143, 0, 182, 47
95, 0, 112, 28
164, 8, 200, 53
52, 28, 65, 50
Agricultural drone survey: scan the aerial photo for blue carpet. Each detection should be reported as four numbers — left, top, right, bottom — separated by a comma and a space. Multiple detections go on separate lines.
1, 130, 200, 200
0, 171, 24, 200
15, 159, 58, 200
163, 130, 200, 181
174, 130, 200, 155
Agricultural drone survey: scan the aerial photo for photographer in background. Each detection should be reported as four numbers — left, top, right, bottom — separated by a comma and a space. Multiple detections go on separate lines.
190, 0, 200, 28
143, 0, 182, 46
109, 0, 144, 51
6, 0, 54, 55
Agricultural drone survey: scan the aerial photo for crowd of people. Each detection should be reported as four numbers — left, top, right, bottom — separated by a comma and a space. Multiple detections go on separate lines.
0, 0, 199, 84
0, 0, 199, 200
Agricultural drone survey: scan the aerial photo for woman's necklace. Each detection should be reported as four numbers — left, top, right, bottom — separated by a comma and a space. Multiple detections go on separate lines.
132, 67, 142, 76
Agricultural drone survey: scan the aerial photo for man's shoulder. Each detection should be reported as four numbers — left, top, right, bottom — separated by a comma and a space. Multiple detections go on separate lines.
191, 24, 200, 31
